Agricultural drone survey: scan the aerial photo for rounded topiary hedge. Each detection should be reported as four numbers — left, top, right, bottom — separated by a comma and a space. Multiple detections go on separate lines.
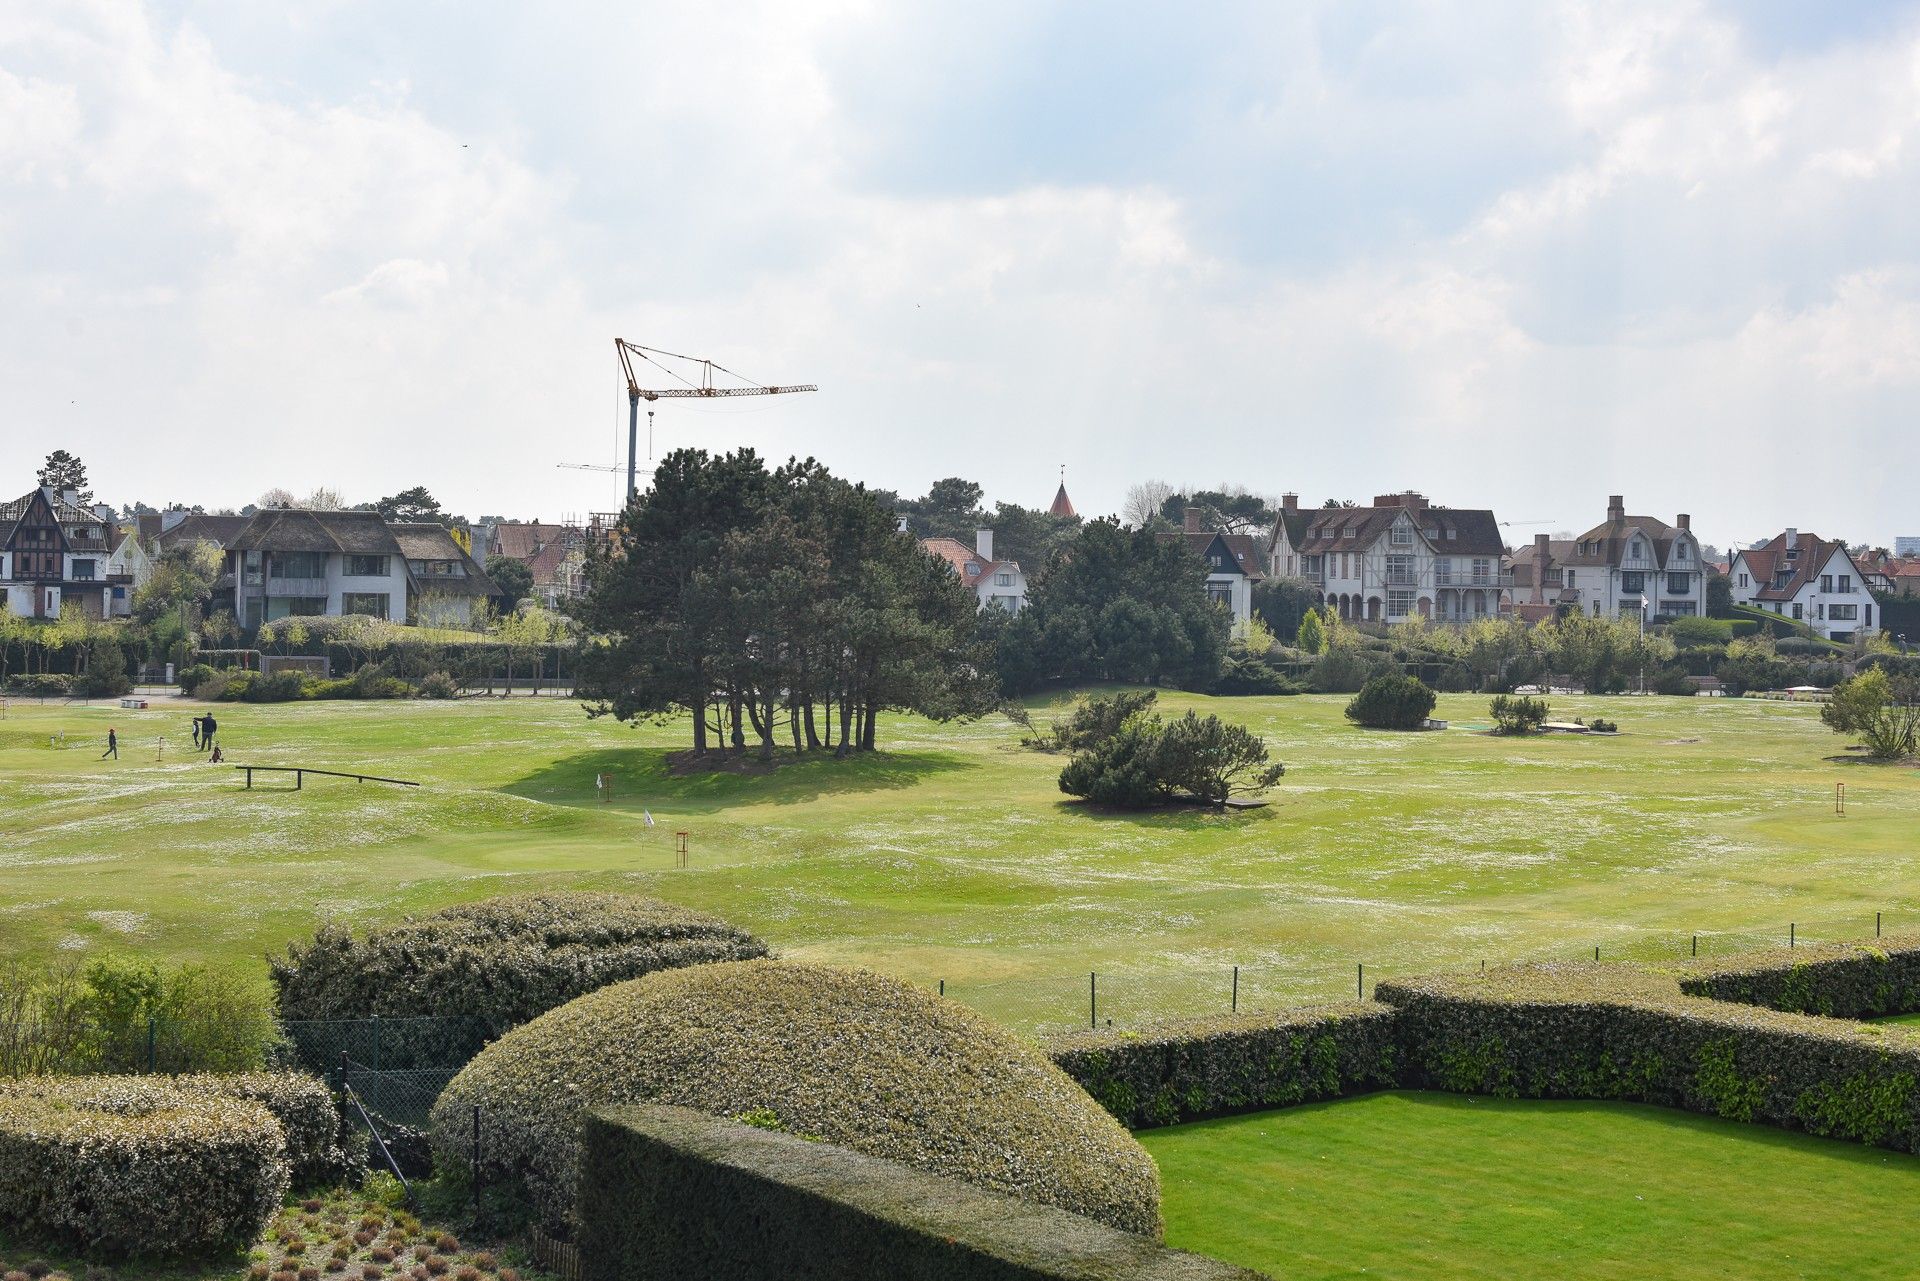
430, 959, 1162, 1238
0, 1077, 289, 1255
271, 892, 769, 1060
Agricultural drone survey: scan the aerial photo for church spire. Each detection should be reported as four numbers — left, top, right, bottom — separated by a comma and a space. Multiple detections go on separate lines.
1049, 465, 1076, 518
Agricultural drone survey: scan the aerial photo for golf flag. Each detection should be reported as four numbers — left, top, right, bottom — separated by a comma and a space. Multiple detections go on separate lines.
643, 810, 655, 828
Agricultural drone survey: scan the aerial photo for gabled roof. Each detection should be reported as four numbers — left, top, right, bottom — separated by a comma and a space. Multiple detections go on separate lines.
919, 535, 1021, 590
0, 487, 110, 540
391, 522, 500, 598
1157, 529, 1267, 581
492, 521, 576, 562
1732, 531, 1860, 602
227, 508, 402, 555
1295, 502, 1505, 557
1563, 514, 1690, 569
154, 512, 254, 549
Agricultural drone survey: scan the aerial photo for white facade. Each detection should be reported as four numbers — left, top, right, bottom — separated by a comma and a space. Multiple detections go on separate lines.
919, 529, 1027, 613
1729, 533, 1879, 640
1297, 499, 1507, 624
232, 548, 411, 626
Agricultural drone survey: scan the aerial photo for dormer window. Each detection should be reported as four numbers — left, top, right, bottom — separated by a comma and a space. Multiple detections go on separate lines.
1391, 525, 1413, 546
965, 561, 981, 575
1631, 538, 1644, 559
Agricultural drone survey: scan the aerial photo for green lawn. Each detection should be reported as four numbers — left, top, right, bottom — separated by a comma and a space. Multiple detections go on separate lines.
1143, 1092, 1920, 1280
3, 689, 1917, 1031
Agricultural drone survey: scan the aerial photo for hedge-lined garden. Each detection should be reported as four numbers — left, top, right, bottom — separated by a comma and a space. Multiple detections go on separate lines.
430, 960, 1162, 1238
1048, 1003, 1399, 1128
1676, 934, 1920, 1017
1380, 962, 1920, 1149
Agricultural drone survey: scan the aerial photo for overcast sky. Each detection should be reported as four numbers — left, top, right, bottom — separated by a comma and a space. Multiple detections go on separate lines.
4, 1, 1918, 548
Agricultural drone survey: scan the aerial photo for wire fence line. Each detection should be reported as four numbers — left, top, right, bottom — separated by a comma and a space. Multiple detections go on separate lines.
930, 908, 1919, 1034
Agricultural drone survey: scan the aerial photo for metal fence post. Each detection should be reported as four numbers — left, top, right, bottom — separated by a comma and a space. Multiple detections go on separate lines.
1231, 965, 1239, 1014
1089, 972, 1097, 1030
1878, 911, 1883, 938
1357, 963, 1364, 999
1790, 922, 1796, 949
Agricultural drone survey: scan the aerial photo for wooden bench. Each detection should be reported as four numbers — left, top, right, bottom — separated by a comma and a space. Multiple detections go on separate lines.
234, 765, 420, 790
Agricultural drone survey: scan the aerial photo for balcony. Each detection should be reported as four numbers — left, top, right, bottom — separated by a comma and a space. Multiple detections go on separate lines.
1385, 570, 1420, 587
265, 576, 329, 597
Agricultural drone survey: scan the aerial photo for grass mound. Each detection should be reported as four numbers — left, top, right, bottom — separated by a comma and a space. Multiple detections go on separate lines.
270, 892, 769, 1047
0, 1076, 288, 1255
430, 959, 1162, 1237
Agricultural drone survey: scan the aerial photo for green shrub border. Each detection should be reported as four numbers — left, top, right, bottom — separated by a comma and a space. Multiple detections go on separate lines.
1378, 962, 1920, 1151
1676, 935, 1920, 1019
1047, 1003, 1399, 1129
578, 1104, 1267, 1281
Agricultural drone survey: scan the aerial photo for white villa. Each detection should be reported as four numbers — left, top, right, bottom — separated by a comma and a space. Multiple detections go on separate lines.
1290, 492, 1507, 623
1507, 495, 1704, 621
1728, 530, 1880, 641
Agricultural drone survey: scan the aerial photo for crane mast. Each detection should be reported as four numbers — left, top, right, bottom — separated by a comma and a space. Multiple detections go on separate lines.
611, 339, 818, 501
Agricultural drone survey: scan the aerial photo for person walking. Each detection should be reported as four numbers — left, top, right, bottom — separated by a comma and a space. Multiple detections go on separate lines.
190, 715, 203, 749
201, 714, 217, 754
100, 727, 118, 760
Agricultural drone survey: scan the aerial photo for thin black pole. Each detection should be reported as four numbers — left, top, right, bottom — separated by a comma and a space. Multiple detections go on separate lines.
1089, 972, 1097, 1029
1692, 934, 1698, 957
1878, 911, 1883, 938
1232, 966, 1239, 1013
1594, 946, 1600, 962
1357, 963, 1364, 999
1790, 922, 1795, 948
938, 979, 944, 997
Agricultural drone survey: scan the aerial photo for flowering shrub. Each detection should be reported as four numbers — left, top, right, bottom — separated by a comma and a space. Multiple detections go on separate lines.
0, 1076, 288, 1255
271, 893, 768, 1060
430, 959, 1162, 1238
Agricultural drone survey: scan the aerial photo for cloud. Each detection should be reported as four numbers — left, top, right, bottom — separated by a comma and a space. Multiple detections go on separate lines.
3, 0, 1919, 546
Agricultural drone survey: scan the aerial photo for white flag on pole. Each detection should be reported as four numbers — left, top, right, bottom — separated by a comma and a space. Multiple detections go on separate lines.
643, 810, 655, 827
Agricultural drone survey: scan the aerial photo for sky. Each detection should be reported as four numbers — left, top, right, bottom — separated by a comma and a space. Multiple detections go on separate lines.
3, 1, 1919, 550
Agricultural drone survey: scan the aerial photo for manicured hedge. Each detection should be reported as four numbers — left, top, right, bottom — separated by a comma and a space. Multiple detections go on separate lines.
271, 892, 769, 1063
1677, 936, 1920, 1018
173, 1071, 353, 1186
579, 1104, 1267, 1281
0, 1076, 288, 1255
1380, 962, 1920, 1150
1048, 1002, 1400, 1129
431, 960, 1161, 1238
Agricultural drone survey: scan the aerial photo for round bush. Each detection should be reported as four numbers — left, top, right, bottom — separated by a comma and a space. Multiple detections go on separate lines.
272, 893, 769, 1061
1344, 673, 1437, 729
430, 960, 1162, 1238
0, 1076, 288, 1255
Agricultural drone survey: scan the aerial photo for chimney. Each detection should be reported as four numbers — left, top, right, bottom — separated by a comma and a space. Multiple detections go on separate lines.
1607, 495, 1625, 522
975, 528, 993, 560
1785, 527, 1798, 550
1533, 533, 1550, 605
1676, 513, 1690, 532
896, 516, 910, 534
60, 488, 78, 508
1281, 493, 1299, 513
1184, 506, 1204, 534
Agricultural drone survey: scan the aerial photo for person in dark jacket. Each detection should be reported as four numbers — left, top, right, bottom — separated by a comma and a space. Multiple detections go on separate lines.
101, 727, 118, 760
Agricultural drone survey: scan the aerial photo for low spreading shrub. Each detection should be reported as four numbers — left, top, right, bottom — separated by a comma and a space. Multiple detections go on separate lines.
1344, 673, 1436, 730
176, 663, 217, 695
1586, 717, 1618, 733
0, 1076, 288, 1255
1488, 694, 1548, 734
1057, 708, 1283, 808
1649, 665, 1696, 696
1027, 690, 1158, 754
271, 893, 769, 1058
431, 959, 1162, 1238
416, 672, 459, 700
1048, 1002, 1400, 1129
1379, 962, 1920, 1149
1209, 650, 1302, 696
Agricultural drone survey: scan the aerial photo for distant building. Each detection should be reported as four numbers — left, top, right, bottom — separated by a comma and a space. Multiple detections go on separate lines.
920, 529, 1027, 612
1296, 492, 1507, 624
1896, 536, 1920, 557
1728, 530, 1879, 640
1507, 495, 1703, 621
1164, 507, 1264, 631
221, 508, 497, 628
0, 487, 117, 619
1049, 482, 1077, 519
488, 519, 605, 608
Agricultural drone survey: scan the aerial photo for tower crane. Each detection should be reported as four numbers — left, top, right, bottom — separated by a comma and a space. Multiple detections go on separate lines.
611, 340, 817, 501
